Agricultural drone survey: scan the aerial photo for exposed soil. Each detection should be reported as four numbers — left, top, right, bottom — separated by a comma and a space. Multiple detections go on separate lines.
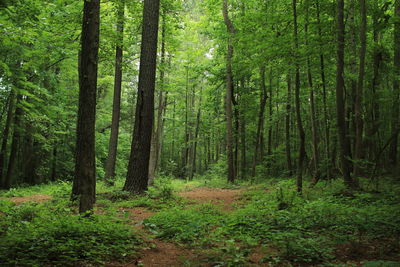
178, 187, 243, 211
1, 194, 52, 205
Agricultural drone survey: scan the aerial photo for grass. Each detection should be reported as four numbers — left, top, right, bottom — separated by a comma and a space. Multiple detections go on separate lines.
0, 175, 399, 266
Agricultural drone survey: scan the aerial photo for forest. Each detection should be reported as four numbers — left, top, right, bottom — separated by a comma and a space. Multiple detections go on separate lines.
0, 0, 399, 266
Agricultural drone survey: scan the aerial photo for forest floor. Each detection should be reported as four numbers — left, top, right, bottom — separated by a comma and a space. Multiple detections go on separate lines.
1, 177, 400, 267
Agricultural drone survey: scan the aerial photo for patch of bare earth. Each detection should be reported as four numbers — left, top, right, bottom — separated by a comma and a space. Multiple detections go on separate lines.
178, 187, 243, 211
1, 194, 52, 205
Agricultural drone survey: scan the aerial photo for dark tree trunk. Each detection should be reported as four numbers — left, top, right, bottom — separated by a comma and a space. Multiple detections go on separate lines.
3, 95, 22, 189
104, 0, 125, 185
286, 73, 293, 175
72, 0, 100, 213
222, 0, 236, 183
252, 66, 267, 177
336, 0, 357, 189
0, 90, 15, 188
389, 0, 400, 171
292, 0, 305, 193
124, 0, 160, 194
316, 0, 331, 178
353, 0, 367, 176
149, 9, 167, 185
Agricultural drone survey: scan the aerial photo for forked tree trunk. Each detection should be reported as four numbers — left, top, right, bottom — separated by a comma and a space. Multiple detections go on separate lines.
124, 0, 160, 194
72, 0, 100, 213
104, 0, 125, 185
336, 0, 357, 189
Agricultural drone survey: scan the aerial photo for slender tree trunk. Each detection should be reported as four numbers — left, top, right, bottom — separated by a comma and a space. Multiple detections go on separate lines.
104, 0, 125, 185
0, 90, 15, 188
191, 92, 202, 179
124, 0, 160, 194
222, 0, 236, 183
305, 2, 320, 184
72, 0, 100, 213
336, 0, 357, 189
267, 68, 273, 158
252, 66, 267, 177
389, 0, 400, 171
286, 73, 293, 175
292, 0, 305, 193
316, 0, 331, 178
353, 0, 367, 176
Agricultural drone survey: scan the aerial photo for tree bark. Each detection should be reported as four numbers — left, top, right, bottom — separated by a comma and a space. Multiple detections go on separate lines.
353, 0, 367, 176
222, 0, 236, 183
149, 9, 167, 185
104, 0, 125, 185
286, 73, 293, 175
3, 95, 22, 189
292, 0, 305, 193
72, 0, 100, 214
0, 90, 15, 188
252, 66, 267, 177
389, 0, 400, 171
124, 0, 160, 194
336, 0, 357, 189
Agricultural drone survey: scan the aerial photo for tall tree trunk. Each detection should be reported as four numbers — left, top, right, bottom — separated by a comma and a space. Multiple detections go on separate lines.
353, 0, 367, 176
286, 73, 293, 175
222, 0, 236, 183
336, 0, 357, 189
72, 0, 100, 213
292, 0, 305, 193
305, 1, 320, 184
316, 0, 331, 178
191, 92, 202, 179
267, 68, 273, 158
252, 66, 267, 177
3, 95, 22, 189
104, 0, 125, 185
124, 0, 160, 194
149, 9, 167, 185
389, 0, 400, 171
0, 90, 15, 188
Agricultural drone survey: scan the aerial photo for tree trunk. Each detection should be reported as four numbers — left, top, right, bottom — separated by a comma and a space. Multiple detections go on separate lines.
336, 0, 357, 189
305, 2, 320, 185
316, 0, 331, 178
252, 66, 267, 177
149, 9, 167, 185
292, 0, 305, 193
222, 0, 236, 183
0, 90, 15, 188
72, 0, 100, 214
124, 0, 160, 194
389, 0, 400, 171
286, 73, 293, 175
104, 0, 125, 185
353, 0, 367, 176
3, 95, 22, 189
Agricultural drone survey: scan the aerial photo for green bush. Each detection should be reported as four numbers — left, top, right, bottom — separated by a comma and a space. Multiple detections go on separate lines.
0, 204, 141, 266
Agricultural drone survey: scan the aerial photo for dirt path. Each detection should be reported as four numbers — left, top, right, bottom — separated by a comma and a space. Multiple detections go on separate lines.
0, 194, 52, 205
178, 187, 243, 211
126, 187, 244, 267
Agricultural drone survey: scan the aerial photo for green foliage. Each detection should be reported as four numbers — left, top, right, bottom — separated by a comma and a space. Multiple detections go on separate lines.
144, 204, 221, 243
0, 202, 141, 266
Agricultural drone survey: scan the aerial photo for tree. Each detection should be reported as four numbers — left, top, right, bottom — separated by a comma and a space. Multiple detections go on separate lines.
123, 0, 160, 194
72, 0, 100, 213
335, 0, 357, 189
104, 0, 125, 185
222, 0, 236, 183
